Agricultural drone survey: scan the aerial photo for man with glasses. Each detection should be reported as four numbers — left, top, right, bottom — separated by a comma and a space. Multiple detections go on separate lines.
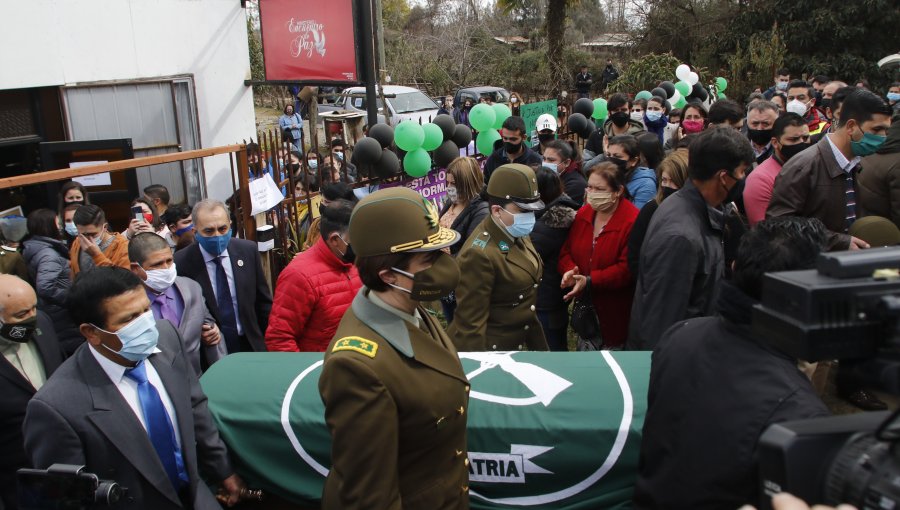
69, 204, 131, 277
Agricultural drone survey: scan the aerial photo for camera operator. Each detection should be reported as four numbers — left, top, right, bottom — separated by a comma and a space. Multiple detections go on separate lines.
0, 275, 63, 510
22, 267, 246, 509
633, 217, 832, 509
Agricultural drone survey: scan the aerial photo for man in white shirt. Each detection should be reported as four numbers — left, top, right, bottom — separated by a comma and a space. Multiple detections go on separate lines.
23, 266, 245, 510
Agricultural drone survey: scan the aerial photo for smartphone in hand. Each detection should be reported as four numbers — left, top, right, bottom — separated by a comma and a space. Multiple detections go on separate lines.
131, 205, 144, 222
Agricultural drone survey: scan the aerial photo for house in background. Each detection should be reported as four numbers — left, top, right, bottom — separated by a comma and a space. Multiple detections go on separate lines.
0, 0, 255, 223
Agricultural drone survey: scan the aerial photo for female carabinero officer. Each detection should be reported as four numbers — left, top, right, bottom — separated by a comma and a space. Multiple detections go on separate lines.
318, 187, 471, 510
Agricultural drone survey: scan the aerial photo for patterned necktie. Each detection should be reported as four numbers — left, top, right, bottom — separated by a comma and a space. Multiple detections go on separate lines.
212, 256, 240, 353
845, 165, 858, 231
124, 361, 188, 491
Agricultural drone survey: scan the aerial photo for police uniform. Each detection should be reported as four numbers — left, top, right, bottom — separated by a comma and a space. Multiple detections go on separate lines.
318, 187, 470, 510
448, 164, 549, 352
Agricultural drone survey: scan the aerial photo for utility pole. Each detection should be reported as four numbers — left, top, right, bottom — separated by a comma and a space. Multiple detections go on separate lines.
357, 0, 378, 128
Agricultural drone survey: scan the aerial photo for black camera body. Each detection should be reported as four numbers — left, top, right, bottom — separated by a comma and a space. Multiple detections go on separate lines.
17, 464, 125, 510
753, 247, 900, 509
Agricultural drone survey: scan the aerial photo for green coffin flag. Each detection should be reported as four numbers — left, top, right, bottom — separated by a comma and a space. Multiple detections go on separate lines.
201, 351, 650, 509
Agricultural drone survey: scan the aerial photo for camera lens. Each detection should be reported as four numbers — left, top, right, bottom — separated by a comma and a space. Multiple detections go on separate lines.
824, 432, 899, 506
94, 481, 123, 505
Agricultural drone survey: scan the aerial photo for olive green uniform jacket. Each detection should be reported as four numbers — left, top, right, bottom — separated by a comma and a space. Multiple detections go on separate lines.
448, 216, 548, 352
319, 287, 470, 510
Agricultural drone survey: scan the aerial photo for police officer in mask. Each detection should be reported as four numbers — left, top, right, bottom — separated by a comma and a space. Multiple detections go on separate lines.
318, 187, 471, 510
449, 163, 549, 352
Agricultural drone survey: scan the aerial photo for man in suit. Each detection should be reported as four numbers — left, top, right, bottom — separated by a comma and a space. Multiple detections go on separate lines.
23, 267, 245, 509
0, 275, 63, 510
128, 233, 226, 375
174, 200, 272, 353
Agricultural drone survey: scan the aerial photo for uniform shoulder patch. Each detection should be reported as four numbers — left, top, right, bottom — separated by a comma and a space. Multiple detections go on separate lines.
471, 238, 488, 249
498, 240, 509, 253
332, 336, 378, 358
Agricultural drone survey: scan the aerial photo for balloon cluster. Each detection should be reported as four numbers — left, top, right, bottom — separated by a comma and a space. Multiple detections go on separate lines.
352, 114, 476, 178
470, 103, 513, 156
567, 97, 598, 139
632, 63, 716, 111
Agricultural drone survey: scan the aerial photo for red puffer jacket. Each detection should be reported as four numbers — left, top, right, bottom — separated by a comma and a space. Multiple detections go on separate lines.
265, 238, 361, 352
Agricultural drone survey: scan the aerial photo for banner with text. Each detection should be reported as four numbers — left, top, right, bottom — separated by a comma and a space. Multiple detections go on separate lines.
258, 0, 359, 82
521, 99, 558, 148
202, 351, 650, 509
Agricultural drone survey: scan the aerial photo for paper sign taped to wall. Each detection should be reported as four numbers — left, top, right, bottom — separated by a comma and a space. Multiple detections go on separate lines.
249, 173, 286, 216
70, 161, 111, 187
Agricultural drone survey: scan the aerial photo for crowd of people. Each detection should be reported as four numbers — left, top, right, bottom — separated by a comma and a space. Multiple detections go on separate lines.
0, 68, 897, 510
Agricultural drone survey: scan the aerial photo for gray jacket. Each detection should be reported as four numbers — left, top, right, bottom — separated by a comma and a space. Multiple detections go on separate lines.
24, 320, 233, 510
22, 236, 82, 354
172, 276, 227, 375
627, 181, 724, 350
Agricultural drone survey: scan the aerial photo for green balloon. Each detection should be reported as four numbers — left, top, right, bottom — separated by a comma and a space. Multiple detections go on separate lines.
403, 148, 432, 177
421, 123, 443, 151
476, 128, 501, 156
717, 92, 727, 99
469, 103, 497, 132
716, 77, 728, 92
675, 96, 687, 109
675, 80, 691, 97
592, 98, 608, 119
635, 90, 653, 101
491, 103, 512, 130
394, 121, 425, 152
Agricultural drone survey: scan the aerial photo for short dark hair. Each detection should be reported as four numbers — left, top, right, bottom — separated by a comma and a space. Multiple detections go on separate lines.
72, 204, 106, 227
321, 182, 357, 202
26, 208, 61, 240
586, 161, 628, 195
501, 116, 527, 136
787, 80, 814, 99
607, 135, 639, 159
772, 113, 807, 140
356, 251, 420, 292
319, 199, 354, 239
545, 139, 577, 162
775, 68, 790, 77
330, 138, 346, 149
708, 99, 744, 125
831, 86, 857, 114
535, 166, 563, 205
143, 184, 170, 206
607, 93, 631, 111
67, 266, 144, 328
162, 203, 191, 227
838, 89, 892, 128
812, 75, 830, 85
128, 232, 170, 265
688, 128, 754, 181
732, 216, 827, 300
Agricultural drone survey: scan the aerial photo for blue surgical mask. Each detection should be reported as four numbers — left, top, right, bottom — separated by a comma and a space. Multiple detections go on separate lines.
64, 222, 78, 237
197, 230, 232, 256
542, 161, 558, 173
308, 160, 319, 170
776, 81, 788, 91
94, 310, 159, 362
334, 151, 344, 161
887, 92, 900, 102
175, 224, 194, 236
500, 208, 536, 238
646, 111, 663, 122
850, 130, 886, 157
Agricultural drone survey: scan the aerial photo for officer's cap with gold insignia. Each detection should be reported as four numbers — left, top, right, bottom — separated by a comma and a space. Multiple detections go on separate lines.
350, 187, 460, 257
486, 163, 545, 211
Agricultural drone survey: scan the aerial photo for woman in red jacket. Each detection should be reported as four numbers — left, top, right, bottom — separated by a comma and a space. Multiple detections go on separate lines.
558, 162, 640, 348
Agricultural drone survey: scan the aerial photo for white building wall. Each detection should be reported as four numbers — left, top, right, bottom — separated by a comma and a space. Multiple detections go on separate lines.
1, 0, 256, 200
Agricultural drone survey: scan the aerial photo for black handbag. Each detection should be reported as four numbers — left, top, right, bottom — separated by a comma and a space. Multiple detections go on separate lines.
570, 277, 603, 351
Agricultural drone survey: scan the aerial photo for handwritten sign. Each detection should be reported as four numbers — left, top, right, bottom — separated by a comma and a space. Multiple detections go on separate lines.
381, 168, 448, 210
249, 173, 286, 216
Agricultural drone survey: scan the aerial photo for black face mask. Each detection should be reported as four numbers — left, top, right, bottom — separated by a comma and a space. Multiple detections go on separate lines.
504, 141, 523, 154
779, 142, 812, 162
608, 157, 629, 174
820, 98, 832, 118
814, 90, 823, 107
538, 133, 556, 144
661, 186, 678, 200
0, 317, 38, 343
610, 111, 629, 128
337, 235, 355, 263
724, 175, 744, 205
747, 128, 773, 146
288, 163, 301, 172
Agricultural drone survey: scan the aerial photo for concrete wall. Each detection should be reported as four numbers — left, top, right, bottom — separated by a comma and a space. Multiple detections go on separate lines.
0, 0, 256, 200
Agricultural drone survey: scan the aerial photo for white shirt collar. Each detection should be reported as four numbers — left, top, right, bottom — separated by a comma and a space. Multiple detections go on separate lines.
825, 133, 860, 173
88, 344, 161, 384
199, 243, 229, 263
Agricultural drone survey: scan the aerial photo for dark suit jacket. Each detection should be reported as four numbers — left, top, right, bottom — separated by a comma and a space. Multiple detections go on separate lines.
23, 320, 233, 510
174, 239, 273, 352
0, 311, 63, 503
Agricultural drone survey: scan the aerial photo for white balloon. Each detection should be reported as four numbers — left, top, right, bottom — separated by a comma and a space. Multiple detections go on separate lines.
667, 89, 682, 109
675, 64, 691, 82
687, 71, 699, 86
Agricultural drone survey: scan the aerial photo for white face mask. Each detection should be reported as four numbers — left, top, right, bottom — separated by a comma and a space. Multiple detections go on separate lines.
141, 263, 178, 293
786, 99, 808, 117
446, 185, 459, 204
630, 111, 644, 122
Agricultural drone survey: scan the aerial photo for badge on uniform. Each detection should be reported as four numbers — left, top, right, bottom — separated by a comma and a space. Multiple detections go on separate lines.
332, 336, 378, 358
472, 238, 488, 249
237, 259, 244, 267
498, 241, 510, 253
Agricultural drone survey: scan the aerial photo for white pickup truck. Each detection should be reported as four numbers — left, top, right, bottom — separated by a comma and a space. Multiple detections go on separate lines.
317, 85, 440, 127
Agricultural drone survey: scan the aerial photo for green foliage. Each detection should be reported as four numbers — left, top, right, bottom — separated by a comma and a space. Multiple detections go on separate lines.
247, 17, 265, 81
608, 53, 708, 95
725, 24, 786, 101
